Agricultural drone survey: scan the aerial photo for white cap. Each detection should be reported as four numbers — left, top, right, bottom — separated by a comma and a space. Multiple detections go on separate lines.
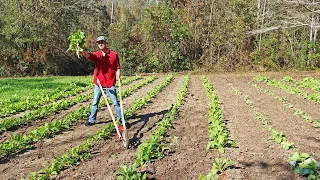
96, 36, 106, 42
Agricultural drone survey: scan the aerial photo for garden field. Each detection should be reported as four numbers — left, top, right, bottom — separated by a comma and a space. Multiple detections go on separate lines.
0, 71, 319, 180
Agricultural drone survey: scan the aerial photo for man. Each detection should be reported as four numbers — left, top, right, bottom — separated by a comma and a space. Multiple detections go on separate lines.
80, 36, 129, 128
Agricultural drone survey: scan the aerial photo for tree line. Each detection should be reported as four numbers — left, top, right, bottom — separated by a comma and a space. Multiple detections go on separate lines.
0, 0, 319, 77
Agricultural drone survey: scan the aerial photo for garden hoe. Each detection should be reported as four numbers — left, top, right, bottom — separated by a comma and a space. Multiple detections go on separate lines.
97, 78, 129, 149
118, 78, 129, 149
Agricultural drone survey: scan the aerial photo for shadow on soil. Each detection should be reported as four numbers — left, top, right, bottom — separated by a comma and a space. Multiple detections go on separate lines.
304, 136, 320, 143
0, 120, 108, 164
232, 161, 297, 179
128, 109, 169, 149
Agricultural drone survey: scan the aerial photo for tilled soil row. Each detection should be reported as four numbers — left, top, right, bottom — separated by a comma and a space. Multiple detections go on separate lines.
246, 78, 320, 160
55, 76, 185, 180
209, 75, 302, 180
143, 75, 219, 180
252, 78, 320, 126
140, 74, 303, 180
0, 76, 166, 180
249, 81, 320, 129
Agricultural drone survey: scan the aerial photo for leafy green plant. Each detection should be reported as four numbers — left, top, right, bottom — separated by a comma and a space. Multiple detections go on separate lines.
282, 76, 320, 93
202, 76, 237, 153
66, 29, 87, 58
269, 128, 294, 150
200, 158, 235, 180
213, 158, 235, 174
270, 129, 286, 144
300, 77, 320, 92
281, 141, 295, 151
134, 135, 169, 167
288, 152, 320, 179
255, 111, 268, 125
282, 76, 296, 83
114, 165, 147, 180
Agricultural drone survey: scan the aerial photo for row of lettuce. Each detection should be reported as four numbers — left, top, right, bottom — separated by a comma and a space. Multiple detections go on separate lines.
199, 76, 237, 180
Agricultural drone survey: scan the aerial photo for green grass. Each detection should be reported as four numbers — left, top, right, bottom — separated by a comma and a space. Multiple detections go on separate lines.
0, 76, 92, 104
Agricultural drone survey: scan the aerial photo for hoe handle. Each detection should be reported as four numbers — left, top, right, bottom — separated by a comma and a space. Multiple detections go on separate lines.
97, 78, 122, 139
118, 78, 126, 130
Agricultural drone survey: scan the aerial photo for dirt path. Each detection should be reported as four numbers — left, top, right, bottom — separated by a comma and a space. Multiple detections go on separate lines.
210, 75, 303, 180
235, 77, 320, 160
144, 75, 219, 180
253, 79, 320, 127
0, 76, 164, 180
232, 72, 320, 154
136, 74, 301, 180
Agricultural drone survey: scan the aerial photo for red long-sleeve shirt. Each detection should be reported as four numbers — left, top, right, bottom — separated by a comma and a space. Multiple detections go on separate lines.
88, 50, 120, 88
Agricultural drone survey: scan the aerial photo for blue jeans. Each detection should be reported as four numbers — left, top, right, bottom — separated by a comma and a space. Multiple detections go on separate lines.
88, 85, 127, 124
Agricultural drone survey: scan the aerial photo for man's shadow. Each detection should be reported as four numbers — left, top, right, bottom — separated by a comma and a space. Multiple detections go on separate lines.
128, 109, 169, 148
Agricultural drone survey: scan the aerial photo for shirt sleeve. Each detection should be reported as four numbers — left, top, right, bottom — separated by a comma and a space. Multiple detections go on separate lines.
87, 52, 98, 62
115, 54, 120, 70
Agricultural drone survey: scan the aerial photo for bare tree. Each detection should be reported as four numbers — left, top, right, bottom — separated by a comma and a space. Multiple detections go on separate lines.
250, 0, 320, 46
